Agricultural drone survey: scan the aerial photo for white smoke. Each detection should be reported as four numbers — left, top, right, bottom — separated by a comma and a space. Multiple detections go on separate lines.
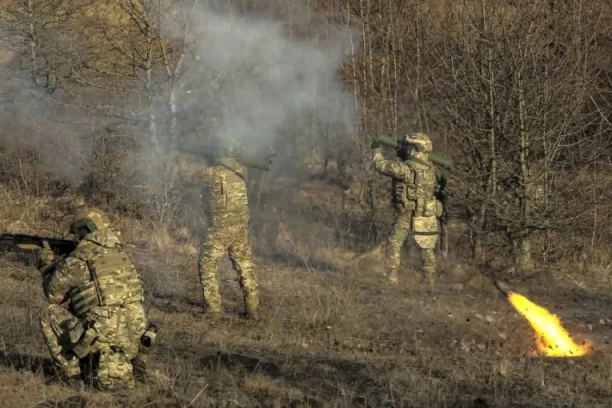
176, 2, 358, 175
0, 0, 360, 193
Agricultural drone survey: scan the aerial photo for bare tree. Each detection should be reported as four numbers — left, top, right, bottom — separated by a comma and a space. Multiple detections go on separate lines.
429, 0, 608, 270
0, 0, 93, 92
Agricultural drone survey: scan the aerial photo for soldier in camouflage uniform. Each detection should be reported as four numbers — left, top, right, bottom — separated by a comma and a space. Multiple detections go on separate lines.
372, 133, 444, 287
38, 208, 155, 391
178, 139, 259, 320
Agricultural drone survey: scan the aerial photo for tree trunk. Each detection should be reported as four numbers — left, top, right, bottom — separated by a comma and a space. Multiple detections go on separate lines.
26, 0, 39, 86
516, 70, 534, 271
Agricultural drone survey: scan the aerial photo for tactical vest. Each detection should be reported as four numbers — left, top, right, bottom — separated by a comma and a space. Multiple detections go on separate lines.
394, 157, 439, 217
202, 160, 249, 223
391, 179, 409, 211
70, 239, 144, 318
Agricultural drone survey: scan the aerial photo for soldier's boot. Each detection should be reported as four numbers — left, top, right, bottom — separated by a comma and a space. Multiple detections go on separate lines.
243, 291, 260, 321
60, 356, 83, 389
202, 285, 223, 318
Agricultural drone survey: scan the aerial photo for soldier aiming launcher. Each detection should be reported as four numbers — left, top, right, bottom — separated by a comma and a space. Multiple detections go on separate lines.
373, 133, 453, 170
373, 133, 453, 258
179, 142, 277, 172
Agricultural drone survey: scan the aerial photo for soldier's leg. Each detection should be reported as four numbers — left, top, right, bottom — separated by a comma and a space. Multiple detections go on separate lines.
123, 304, 153, 382
228, 226, 259, 319
420, 248, 437, 288
132, 321, 157, 383
413, 227, 439, 289
385, 212, 412, 284
39, 304, 81, 378
198, 229, 227, 314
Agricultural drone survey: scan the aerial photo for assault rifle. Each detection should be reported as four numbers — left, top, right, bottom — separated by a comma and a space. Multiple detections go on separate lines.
0, 233, 76, 273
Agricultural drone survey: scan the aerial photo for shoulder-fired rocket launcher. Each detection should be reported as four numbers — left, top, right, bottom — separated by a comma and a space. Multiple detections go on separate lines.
179, 142, 276, 172
373, 133, 453, 170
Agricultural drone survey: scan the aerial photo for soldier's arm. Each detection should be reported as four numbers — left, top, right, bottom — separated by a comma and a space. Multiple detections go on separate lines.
372, 149, 410, 180
176, 155, 200, 188
191, 167, 212, 186
178, 168, 196, 188
43, 257, 84, 305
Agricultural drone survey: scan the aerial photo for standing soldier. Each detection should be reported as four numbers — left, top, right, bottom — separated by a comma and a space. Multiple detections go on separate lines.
178, 139, 260, 320
371, 133, 444, 288
38, 208, 156, 391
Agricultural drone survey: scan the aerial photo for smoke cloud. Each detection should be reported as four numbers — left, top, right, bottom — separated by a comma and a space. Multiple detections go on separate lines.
0, 0, 359, 193
175, 2, 358, 177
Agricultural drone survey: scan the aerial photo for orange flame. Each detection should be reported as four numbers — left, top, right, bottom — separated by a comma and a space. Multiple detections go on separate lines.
507, 291, 591, 357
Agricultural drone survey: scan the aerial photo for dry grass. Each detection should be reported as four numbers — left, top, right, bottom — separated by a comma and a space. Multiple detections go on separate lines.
0, 195, 611, 407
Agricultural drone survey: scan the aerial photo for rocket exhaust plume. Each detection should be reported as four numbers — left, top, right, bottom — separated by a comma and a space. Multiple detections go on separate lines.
493, 279, 592, 357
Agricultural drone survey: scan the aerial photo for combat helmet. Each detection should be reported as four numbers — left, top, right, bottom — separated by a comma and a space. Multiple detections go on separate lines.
69, 207, 111, 240
405, 132, 433, 153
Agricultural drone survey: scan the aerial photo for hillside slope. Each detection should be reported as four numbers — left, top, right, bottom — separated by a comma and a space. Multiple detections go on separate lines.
0, 229, 610, 408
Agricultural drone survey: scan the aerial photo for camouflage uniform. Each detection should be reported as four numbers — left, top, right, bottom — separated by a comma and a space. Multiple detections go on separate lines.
372, 133, 443, 287
39, 209, 151, 391
178, 143, 259, 319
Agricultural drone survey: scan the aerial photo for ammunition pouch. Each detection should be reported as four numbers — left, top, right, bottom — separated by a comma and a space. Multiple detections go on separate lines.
416, 198, 437, 218
68, 319, 86, 344
71, 322, 101, 359
395, 200, 415, 213
412, 216, 439, 250
393, 182, 413, 212
405, 185, 417, 201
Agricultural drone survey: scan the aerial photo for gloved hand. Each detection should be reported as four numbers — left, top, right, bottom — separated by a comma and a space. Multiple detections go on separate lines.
370, 139, 381, 150
38, 240, 55, 267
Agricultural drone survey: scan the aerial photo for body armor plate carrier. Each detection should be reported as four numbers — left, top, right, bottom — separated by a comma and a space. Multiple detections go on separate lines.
71, 247, 144, 318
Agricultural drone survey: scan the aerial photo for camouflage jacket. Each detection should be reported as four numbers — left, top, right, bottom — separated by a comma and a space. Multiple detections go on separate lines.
373, 149, 438, 211
42, 229, 145, 317
181, 157, 250, 227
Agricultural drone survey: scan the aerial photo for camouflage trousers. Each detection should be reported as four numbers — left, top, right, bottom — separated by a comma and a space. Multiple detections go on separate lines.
40, 304, 82, 377
198, 221, 259, 315
385, 211, 438, 285
40, 303, 147, 391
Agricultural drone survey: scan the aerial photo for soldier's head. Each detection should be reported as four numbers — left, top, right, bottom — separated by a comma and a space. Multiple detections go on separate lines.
69, 208, 112, 240
405, 133, 433, 153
